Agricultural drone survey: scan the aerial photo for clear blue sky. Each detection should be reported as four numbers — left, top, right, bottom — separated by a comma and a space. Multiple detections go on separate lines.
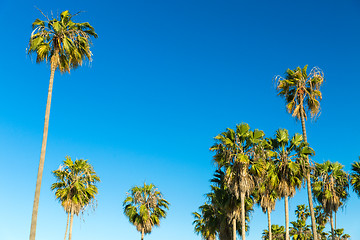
0, 0, 359, 239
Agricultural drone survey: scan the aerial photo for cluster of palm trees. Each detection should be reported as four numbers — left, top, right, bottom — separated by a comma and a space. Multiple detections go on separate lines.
193, 66, 360, 240
26, 9, 360, 240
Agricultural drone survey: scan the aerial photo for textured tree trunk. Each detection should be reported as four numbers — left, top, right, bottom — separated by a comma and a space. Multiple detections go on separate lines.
300, 107, 318, 240
232, 217, 237, 240
334, 210, 337, 230
141, 229, 144, 240
240, 192, 246, 240
68, 211, 74, 240
64, 212, 70, 240
284, 195, 290, 240
330, 212, 335, 240
29, 56, 57, 240
267, 207, 272, 240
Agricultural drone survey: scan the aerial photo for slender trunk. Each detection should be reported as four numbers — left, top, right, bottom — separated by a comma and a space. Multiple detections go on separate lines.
64, 212, 70, 240
300, 108, 318, 240
267, 207, 272, 240
68, 211, 74, 240
330, 212, 335, 240
334, 210, 337, 230
284, 195, 290, 240
240, 192, 246, 240
141, 228, 144, 240
232, 216, 237, 240
29, 56, 57, 240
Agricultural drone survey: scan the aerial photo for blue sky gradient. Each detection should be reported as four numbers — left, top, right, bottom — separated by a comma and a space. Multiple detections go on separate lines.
0, 0, 359, 239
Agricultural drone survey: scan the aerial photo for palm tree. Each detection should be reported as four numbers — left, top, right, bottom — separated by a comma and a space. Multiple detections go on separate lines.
333, 228, 350, 240
51, 157, 100, 240
255, 155, 279, 240
193, 209, 217, 240
350, 157, 360, 197
123, 183, 169, 240
271, 129, 314, 240
314, 206, 329, 240
289, 205, 312, 240
193, 169, 254, 240
312, 161, 349, 240
276, 65, 324, 240
210, 123, 265, 240
262, 225, 285, 240
28, 10, 97, 240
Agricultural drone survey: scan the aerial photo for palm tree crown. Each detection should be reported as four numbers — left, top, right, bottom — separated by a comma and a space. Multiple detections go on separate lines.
275, 65, 324, 120
51, 157, 100, 215
51, 157, 100, 240
123, 183, 169, 240
312, 161, 349, 214
29, 10, 98, 72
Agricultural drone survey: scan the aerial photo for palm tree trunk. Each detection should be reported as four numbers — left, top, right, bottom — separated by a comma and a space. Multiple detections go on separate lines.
232, 217, 237, 240
240, 192, 246, 240
64, 212, 70, 240
284, 195, 290, 240
68, 211, 74, 240
267, 207, 272, 240
334, 210, 337, 230
141, 229, 144, 240
330, 211, 335, 240
300, 108, 318, 240
29, 56, 57, 240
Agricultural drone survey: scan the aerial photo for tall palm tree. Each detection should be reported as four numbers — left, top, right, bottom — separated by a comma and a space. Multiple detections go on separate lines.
28, 10, 97, 240
276, 65, 324, 240
312, 161, 349, 240
210, 123, 265, 240
123, 183, 169, 240
51, 157, 100, 240
271, 129, 314, 240
350, 157, 360, 197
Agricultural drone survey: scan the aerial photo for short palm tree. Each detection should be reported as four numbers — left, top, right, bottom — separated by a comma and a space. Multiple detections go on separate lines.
210, 123, 265, 240
314, 206, 329, 240
255, 156, 279, 240
123, 183, 169, 240
275, 65, 324, 240
312, 161, 349, 240
350, 157, 360, 197
193, 209, 216, 240
289, 205, 312, 240
193, 167, 257, 240
28, 10, 97, 240
271, 129, 314, 240
51, 157, 100, 240
262, 225, 285, 240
